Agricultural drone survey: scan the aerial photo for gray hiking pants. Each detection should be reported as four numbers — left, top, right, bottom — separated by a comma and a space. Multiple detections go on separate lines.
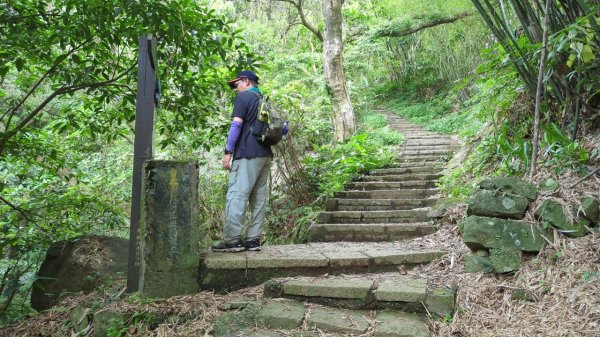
223, 157, 272, 242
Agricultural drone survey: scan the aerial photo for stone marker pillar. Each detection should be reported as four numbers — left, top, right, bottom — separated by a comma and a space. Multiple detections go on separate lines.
138, 160, 199, 297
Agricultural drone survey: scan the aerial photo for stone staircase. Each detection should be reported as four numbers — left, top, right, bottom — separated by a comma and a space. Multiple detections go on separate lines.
204, 111, 459, 336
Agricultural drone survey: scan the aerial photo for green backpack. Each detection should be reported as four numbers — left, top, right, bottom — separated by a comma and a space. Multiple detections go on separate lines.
250, 92, 284, 146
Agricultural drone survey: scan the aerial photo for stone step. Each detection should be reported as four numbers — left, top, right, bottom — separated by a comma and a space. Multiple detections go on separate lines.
326, 198, 438, 211
346, 180, 438, 190
309, 222, 438, 242
400, 134, 443, 139
219, 298, 432, 337
402, 140, 458, 146
317, 209, 430, 224
199, 243, 446, 290
398, 145, 458, 152
369, 166, 443, 175
387, 161, 447, 169
264, 275, 455, 316
334, 189, 439, 199
397, 155, 451, 163
399, 149, 456, 156
356, 173, 443, 182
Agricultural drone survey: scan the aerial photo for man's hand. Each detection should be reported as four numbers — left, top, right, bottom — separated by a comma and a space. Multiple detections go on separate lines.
222, 154, 233, 171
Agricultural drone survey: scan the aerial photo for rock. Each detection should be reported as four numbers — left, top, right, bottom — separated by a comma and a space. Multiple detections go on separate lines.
579, 196, 599, 224
458, 216, 550, 252
538, 178, 559, 193
464, 255, 493, 273
536, 200, 589, 237
69, 307, 90, 333
511, 289, 538, 302
212, 302, 261, 337
376, 278, 427, 303
92, 309, 127, 337
242, 329, 284, 337
478, 177, 538, 201
489, 248, 521, 273
467, 190, 529, 219
474, 250, 489, 257
425, 288, 455, 317
218, 300, 256, 311
255, 300, 305, 329
307, 307, 369, 334
31, 235, 128, 311
283, 278, 373, 299
374, 311, 430, 337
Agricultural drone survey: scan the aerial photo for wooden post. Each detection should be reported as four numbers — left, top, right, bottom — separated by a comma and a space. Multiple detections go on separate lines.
127, 35, 159, 293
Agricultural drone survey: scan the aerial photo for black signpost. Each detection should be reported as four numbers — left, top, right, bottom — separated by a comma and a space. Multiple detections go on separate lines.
127, 35, 159, 293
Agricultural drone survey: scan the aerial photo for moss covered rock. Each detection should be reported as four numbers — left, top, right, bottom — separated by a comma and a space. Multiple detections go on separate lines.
490, 248, 521, 273
478, 177, 538, 201
467, 190, 529, 219
579, 196, 599, 224
459, 216, 550, 252
535, 200, 589, 237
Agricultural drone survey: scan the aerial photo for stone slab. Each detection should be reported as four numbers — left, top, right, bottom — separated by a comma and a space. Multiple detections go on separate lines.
425, 288, 455, 316
464, 255, 493, 273
255, 300, 305, 329
375, 311, 430, 337
376, 278, 427, 302
283, 278, 373, 299
307, 307, 369, 334
478, 177, 538, 201
467, 190, 528, 219
364, 249, 446, 266
490, 248, 521, 273
246, 248, 329, 269
203, 252, 247, 270
459, 216, 550, 252
320, 250, 371, 267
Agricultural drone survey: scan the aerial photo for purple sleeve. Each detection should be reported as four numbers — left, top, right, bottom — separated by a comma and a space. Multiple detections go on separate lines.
225, 120, 243, 152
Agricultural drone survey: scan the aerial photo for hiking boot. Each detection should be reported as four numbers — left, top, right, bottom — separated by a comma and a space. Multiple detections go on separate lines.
210, 239, 245, 253
244, 238, 261, 251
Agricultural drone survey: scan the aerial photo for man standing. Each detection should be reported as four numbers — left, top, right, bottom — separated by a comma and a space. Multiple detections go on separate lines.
211, 70, 272, 252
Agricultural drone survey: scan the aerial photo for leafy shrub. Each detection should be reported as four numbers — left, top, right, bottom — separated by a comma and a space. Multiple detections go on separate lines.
302, 133, 395, 198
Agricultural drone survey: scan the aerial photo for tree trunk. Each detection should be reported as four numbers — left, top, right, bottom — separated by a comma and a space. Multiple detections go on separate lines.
322, 0, 355, 142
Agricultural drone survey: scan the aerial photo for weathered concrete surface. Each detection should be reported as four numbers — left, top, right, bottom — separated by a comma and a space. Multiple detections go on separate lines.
255, 300, 305, 329
478, 177, 538, 201
199, 243, 446, 291
375, 311, 430, 337
309, 222, 438, 242
459, 216, 550, 252
467, 189, 529, 219
282, 278, 373, 299
138, 160, 199, 297
31, 235, 128, 311
307, 307, 369, 334
376, 278, 427, 302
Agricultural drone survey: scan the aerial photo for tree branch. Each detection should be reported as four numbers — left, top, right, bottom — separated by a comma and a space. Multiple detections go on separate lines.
375, 12, 473, 38
0, 65, 135, 155
1, 39, 93, 126
0, 195, 31, 221
275, 0, 323, 42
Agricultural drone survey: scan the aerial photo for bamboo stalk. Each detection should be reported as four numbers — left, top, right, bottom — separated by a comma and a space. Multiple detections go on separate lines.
530, 0, 552, 181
